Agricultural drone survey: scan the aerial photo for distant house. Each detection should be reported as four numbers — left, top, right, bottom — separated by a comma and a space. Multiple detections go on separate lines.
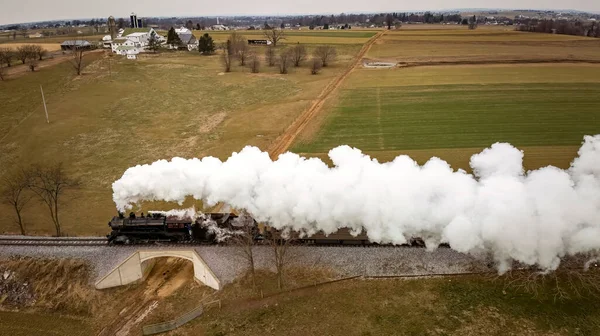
28, 33, 43, 39
211, 24, 229, 31
61, 40, 92, 50
114, 45, 141, 57
174, 27, 198, 51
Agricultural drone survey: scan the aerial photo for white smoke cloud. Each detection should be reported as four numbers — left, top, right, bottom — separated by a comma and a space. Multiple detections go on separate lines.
112, 135, 600, 272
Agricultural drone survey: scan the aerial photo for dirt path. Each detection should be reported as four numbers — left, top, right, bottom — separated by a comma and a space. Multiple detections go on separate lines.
267, 30, 385, 159
3, 49, 103, 79
97, 258, 193, 336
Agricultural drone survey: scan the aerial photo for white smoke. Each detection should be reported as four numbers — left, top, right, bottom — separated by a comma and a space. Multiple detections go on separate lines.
148, 207, 198, 219
112, 135, 600, 272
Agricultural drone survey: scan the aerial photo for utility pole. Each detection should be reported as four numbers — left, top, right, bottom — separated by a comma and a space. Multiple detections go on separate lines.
40, 85, 49, 123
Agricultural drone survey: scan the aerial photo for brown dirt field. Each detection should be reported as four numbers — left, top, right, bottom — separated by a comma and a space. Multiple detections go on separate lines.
297, 145, 580, 172
267, 30, 385, 159
1, 43, 62, 51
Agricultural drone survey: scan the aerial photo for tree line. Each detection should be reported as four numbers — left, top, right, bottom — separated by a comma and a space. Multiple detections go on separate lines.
516, 19, 600, 38
2, 163, 79, 236
0, 44, 87, 80
0, 45, 48, 75
220, 31, 337, 75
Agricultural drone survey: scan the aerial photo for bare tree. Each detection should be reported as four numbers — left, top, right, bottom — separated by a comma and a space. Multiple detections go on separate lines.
250, 55, 260, 73
468, 15, 478, 30
237, 44, 250, 66
0, 65, 5, 81
29, 45, 46, 60
290, 43, 307, 67
16, 45, 34, 64
230, 212, 258, 287
0, 47, 14, 67
227, 31, 246, 55
36, 47, 47, 61
1, 169, 33, 235
28, 163, 79, 237
27, 57, 38, 72
70, 48, 85, 75
265, 46, 276, 67
278, 49, 291, 74
314, 46, 337, 67
266, 228, 296, 290
19, 27, 28, 38
386, 14, 394, 30
228, 31, 249, 66
221, 42, 233, 72
263, 28, 285, 47
311, 58, 322, 75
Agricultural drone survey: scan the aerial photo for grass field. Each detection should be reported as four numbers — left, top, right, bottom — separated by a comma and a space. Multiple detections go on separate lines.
173, 275, 600, 336
0, 38, 362, 235
293, 28, 600, 171
368, 28, 600, 63
0, 311, 92, 336
198, 29, 377, 45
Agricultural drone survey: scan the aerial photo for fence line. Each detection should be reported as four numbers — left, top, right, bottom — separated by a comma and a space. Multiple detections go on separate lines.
142, 303, 204, 335
141, 272, 481, 335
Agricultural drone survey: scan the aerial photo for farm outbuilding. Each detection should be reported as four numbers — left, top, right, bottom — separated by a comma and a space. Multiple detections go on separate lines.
60, 40, 92, 51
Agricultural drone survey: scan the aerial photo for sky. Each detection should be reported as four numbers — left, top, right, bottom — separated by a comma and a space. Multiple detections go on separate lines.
2, 0, 599, 25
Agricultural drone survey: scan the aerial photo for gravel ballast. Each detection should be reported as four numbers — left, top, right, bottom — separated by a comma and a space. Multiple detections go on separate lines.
0, 244, 491, 286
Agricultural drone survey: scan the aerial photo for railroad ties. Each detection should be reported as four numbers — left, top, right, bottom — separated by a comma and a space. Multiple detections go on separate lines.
0, 236, 108, 246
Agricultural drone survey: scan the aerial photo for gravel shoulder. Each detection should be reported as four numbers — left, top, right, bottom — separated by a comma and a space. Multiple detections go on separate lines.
0, 245, 491, 286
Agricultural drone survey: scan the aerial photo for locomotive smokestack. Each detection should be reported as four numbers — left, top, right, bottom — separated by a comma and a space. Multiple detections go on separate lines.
112, 135, 600, 273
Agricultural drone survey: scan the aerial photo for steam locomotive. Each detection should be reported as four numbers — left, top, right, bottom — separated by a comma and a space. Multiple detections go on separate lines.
107, 211, 431, 247
107, 212, 242, 244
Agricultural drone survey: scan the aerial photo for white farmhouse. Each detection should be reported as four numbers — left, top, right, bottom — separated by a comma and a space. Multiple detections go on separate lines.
111, 27, 165, 54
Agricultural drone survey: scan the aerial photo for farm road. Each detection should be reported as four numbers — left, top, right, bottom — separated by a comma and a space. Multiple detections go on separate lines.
267, 30, 385, 159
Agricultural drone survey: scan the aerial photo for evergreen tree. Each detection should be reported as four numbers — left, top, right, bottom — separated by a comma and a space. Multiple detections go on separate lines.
147, 32, 161, 53
166, 27, 182, 47
198, 33, 215, 55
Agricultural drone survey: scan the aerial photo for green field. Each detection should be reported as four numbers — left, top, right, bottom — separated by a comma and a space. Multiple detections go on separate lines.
293, 27, 600, 171
293, 81, 600, 152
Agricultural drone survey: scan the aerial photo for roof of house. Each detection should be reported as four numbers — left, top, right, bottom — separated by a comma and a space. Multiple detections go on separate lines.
127, 32, 148, 37
113, 38, 127, 43
61, 40, 91, 46
121, 28, 151, 36
177, 31, 195, 44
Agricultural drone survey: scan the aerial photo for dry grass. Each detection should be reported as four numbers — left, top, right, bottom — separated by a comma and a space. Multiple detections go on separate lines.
196, 30, 377, 45
170, 274, 600, 336
368, 29, 600, 63
0, 43, 62, 51
0, 43, 362, 235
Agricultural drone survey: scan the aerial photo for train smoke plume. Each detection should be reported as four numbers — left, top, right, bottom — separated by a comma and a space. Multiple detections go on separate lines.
112, 135, 600, 272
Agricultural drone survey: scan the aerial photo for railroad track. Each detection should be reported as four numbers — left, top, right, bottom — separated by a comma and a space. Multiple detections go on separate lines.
0, 236, 449, 248
0, 236, 108, 246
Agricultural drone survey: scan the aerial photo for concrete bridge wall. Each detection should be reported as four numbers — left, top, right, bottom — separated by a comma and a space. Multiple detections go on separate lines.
95, 250, 221, 290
